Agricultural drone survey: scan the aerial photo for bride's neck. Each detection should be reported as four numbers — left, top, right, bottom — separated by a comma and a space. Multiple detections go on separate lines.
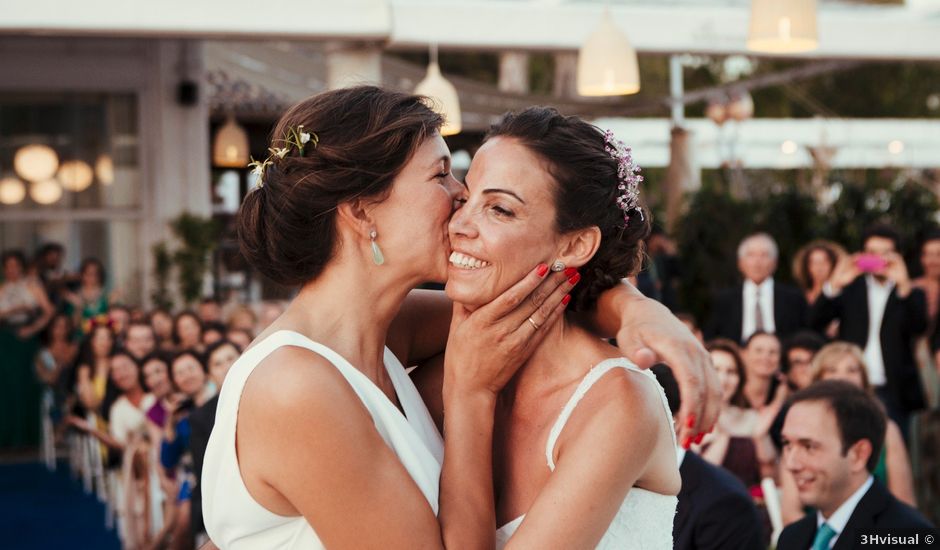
268, 255, 413, 382
506, 318, 607, 397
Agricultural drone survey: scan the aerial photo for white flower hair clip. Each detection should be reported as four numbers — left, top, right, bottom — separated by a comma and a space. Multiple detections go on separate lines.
248, 124, 319, 189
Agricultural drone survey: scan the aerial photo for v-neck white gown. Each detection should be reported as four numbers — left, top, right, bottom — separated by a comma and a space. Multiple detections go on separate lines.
202, 330, 444, 549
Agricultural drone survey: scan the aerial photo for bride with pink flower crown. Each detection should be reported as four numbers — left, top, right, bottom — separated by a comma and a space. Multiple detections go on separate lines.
439, 107, 680, 548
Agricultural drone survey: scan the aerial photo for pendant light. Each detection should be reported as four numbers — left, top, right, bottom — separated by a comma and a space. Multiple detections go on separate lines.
14, 144, 59, 182
29, 178, 63, 205
95, 154, 115, 185
747, 0, 818, 54
0, 176, 26, 205
577, 7, 640, 96
212, 116, 249, 168
58, 160, 95, 192
415, 44, 462, 136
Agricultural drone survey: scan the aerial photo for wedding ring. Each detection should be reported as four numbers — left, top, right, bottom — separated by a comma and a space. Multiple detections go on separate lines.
527, 317, 541, 330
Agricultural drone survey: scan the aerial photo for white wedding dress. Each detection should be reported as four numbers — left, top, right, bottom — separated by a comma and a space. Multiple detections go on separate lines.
495, 358, 678, 550
202, 330, 444, 549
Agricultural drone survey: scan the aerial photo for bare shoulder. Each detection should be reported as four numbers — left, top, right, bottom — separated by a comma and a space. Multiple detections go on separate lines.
561, 359, 666, 449
553, 356, 680, 493
239, 346, 360, 421
235, 345, 376, 514
591, 358, 664, 411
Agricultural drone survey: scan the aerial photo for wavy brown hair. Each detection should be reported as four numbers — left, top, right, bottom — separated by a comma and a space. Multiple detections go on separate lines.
237, 86, 444, 287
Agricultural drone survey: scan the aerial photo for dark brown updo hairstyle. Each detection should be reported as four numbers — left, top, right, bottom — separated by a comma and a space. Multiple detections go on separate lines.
238, 86, 444, 287
485, 107, 651, 311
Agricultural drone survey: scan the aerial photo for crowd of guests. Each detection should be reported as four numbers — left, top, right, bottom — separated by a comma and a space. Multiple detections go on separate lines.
1, 221, 938, 550
0, 244, 287, 548
649, 223, 939, 548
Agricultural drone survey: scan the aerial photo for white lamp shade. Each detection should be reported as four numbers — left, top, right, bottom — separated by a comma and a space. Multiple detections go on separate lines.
29, 178, 63, 205
95, 154, 115, 185
58, 160, 94, 192
213, 117, 250, 168
14, 144, 60, 182
577, 9, 640, 97
415, 62, 462, 136
748, 0, 818, 54
0, 177, 26, 205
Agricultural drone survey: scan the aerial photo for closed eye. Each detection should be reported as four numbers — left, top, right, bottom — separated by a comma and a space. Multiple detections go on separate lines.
492, 205, 514, 217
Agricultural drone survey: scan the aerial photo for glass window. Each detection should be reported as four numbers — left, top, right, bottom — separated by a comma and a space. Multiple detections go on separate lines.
0, 92, 139, 210
0, 92, 143, 303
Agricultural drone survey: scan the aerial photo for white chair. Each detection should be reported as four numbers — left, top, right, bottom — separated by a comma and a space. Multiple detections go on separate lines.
39, 392, 56, 470
761, 477, 784, 547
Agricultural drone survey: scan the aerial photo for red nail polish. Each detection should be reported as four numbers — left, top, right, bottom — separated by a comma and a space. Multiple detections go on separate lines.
694, 433, 705, 445
536, 263, 549, 277
568, 273, 581, 285
685, 414, 696, 429
681, 436, 693, 449
562, 294, 571, 306
563, 267, 578, 278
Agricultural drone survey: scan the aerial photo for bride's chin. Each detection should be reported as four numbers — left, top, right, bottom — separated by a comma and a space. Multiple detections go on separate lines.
445, 284, 491, 308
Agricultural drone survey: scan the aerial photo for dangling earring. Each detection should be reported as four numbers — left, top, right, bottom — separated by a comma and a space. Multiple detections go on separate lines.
370, 230, 385, 266
550, 260, 566, 272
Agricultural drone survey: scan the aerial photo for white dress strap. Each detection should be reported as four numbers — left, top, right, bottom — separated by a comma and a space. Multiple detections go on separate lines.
383, 347, 444, 463
544, 358, 676, 471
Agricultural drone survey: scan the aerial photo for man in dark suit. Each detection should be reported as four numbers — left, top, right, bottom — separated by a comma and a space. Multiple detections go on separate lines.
778, 381, 933, 550
651, 365, 764, 550
809, 225, 927, 437
706, 233, 807, 345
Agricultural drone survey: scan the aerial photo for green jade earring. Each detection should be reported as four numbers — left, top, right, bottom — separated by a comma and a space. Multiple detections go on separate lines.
370, 230, 385, 265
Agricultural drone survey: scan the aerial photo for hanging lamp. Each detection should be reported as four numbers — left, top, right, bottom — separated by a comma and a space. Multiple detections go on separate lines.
29, 178, 63, 205
58, 160, 95, 192
212, 116, 250, 168
0, 176, 26, 205
577, 7, 640, 96
14, 144, 59, 182
95, 154, 115, 185
415, 44, 462, 136
747, 0, 818, 54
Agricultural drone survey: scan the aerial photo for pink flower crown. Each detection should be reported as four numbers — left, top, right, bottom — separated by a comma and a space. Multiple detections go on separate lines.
604, 129, 644, 227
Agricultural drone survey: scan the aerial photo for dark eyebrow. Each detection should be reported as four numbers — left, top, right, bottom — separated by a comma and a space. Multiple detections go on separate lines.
482, 188, 525, 204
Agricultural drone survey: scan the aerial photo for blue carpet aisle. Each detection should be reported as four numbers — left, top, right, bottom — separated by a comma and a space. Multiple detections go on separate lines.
0, 461, 120, 549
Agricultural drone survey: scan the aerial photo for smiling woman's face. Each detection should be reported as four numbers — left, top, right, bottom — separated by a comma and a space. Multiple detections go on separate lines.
446, 137, 562, 308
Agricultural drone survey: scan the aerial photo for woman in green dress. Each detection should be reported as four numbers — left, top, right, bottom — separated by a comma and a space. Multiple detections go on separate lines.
0, 250, 54, 448
64, 258, 110, 337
